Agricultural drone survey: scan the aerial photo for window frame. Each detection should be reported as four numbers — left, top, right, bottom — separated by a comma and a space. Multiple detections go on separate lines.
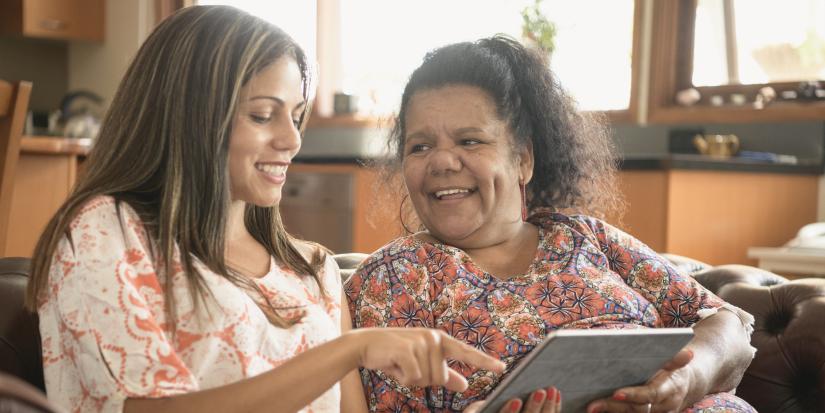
647, 0, 825, 124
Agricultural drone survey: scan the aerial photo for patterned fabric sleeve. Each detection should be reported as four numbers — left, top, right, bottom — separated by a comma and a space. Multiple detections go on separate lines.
571, 215, 727, 328
345, 242, 437, 411
40, 198, 198, 412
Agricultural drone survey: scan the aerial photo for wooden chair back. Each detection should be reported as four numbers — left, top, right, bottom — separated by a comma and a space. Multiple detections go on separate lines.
0, 80, 33, 256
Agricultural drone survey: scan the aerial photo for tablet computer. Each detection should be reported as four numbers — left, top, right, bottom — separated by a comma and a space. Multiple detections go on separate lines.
479, 328, 694, 413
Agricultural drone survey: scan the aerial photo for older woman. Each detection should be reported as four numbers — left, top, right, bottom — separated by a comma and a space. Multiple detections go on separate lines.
346, 36, 757, 413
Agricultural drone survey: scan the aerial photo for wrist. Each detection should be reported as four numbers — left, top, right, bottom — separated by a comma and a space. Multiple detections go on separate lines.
682, 353, 711, 407
339, 329, 368, 370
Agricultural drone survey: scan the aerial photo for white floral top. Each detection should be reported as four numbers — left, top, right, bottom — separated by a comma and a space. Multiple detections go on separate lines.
38, 196, 342, 412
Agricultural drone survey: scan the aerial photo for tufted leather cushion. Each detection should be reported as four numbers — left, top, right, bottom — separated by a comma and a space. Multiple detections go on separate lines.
691, 265, 825, 413
0, 257, 43, 392
333, 252, 368, 283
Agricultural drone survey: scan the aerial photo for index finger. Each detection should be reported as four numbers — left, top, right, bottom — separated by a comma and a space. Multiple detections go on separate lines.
441, 334, 506, 373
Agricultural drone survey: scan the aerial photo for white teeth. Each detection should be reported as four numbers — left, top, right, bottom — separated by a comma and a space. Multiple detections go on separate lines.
434, 188, 470, 198
255, 164, 286, 175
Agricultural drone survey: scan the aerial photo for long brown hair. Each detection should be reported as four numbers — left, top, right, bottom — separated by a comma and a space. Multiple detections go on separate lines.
26, 5, 323, 327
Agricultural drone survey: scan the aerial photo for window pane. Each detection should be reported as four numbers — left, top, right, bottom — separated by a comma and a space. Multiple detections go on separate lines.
340, 0, 634, 115
195, 1, 316, 63
548, 0, 635, 111
693, 0, 825, 86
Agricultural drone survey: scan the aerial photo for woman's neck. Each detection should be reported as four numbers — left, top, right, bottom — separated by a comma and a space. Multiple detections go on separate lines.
422, 222, 540, 280
225, 201, 270, 278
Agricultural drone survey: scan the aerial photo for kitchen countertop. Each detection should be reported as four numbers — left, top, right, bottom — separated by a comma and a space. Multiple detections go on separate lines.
23, 135, 817, 175
295, 154, 824, 174
20, 135, 92, 156
620, 154, 823, 175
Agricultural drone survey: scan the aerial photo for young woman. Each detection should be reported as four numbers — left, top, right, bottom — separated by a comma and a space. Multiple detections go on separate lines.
24, 6, 505, 412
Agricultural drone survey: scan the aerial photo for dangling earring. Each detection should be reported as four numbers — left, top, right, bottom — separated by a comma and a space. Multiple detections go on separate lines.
399, 194, 416, 234
519, 181, 528, 221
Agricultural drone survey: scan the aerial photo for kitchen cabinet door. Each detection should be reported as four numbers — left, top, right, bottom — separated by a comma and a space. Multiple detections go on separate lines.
0, 0, 104, 42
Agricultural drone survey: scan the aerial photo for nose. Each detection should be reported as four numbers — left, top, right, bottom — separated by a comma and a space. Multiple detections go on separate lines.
428, 146, 462, 176
271, 117, 301, 154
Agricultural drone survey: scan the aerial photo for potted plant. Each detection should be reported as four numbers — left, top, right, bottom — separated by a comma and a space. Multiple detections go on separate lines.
521, 0, 556, 59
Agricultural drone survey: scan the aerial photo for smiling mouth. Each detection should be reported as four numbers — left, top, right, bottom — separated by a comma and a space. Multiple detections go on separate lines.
431, 188, 476, 200
255, 163, 287, 177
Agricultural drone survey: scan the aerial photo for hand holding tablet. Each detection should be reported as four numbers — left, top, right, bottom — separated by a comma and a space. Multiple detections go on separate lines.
477, 328, 694, 413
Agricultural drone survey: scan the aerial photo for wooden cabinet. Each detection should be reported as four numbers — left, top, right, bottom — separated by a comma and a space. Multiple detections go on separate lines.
0, 0, 105, 42
3, 136, 89, 257
288, 165, 820, 263
288, 163, 404, 254
611, 170, 819, 266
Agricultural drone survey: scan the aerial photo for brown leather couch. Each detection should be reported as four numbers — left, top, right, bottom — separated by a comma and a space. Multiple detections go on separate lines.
665, 254, 825, 413
2, 255, 824, 412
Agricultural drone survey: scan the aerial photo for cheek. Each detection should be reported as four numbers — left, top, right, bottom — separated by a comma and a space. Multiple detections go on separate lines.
402, 161, 424, 193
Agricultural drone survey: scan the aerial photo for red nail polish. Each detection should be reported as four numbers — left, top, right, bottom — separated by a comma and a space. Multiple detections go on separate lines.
556, 389, 561, 403
509, 399, 522, 412
613, 392, 627, 401
533, 390, 545, 403
546, 387, 555, 401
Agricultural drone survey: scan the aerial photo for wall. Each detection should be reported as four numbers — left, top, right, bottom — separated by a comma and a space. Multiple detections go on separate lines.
0, 36, 67, 112
68, 0, 155, 106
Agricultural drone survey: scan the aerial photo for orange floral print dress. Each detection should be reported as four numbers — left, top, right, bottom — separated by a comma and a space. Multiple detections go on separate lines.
346, 210, 756, 412
38, 196, 342, 413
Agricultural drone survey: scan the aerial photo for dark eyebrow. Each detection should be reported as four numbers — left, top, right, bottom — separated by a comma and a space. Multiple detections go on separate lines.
405, 131, 432, 143
248, 96, 306, 112
453, 127, 485, 135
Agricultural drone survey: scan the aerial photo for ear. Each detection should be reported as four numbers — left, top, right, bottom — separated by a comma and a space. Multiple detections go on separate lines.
517, 140, 534, 185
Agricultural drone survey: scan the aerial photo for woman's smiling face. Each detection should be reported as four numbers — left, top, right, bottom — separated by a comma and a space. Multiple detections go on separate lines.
228, 56, 305, 207
402, 84, 533, 248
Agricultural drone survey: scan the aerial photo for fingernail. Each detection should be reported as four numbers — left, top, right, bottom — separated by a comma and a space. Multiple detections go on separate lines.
556, 389, 561, 403
509, 399, 522, 412
546, 387, 555, 401
532, 390, 545, 403
613, 392, 627, 401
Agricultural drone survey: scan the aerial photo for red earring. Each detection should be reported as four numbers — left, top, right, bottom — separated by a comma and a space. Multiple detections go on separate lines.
519, 181, 527, 221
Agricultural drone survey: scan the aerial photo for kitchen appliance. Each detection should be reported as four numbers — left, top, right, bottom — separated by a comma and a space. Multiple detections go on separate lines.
295, 126, 385, 161
57, 90, 104, 140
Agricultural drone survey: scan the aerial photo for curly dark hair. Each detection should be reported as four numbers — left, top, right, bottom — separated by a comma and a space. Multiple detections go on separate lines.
377, 34, 623, 225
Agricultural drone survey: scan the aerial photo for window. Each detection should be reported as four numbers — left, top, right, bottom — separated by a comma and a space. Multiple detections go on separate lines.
649, 0, 825, 124
195, 1, 638, 120
693, 0, 825, 86
338, 0, 636, 116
